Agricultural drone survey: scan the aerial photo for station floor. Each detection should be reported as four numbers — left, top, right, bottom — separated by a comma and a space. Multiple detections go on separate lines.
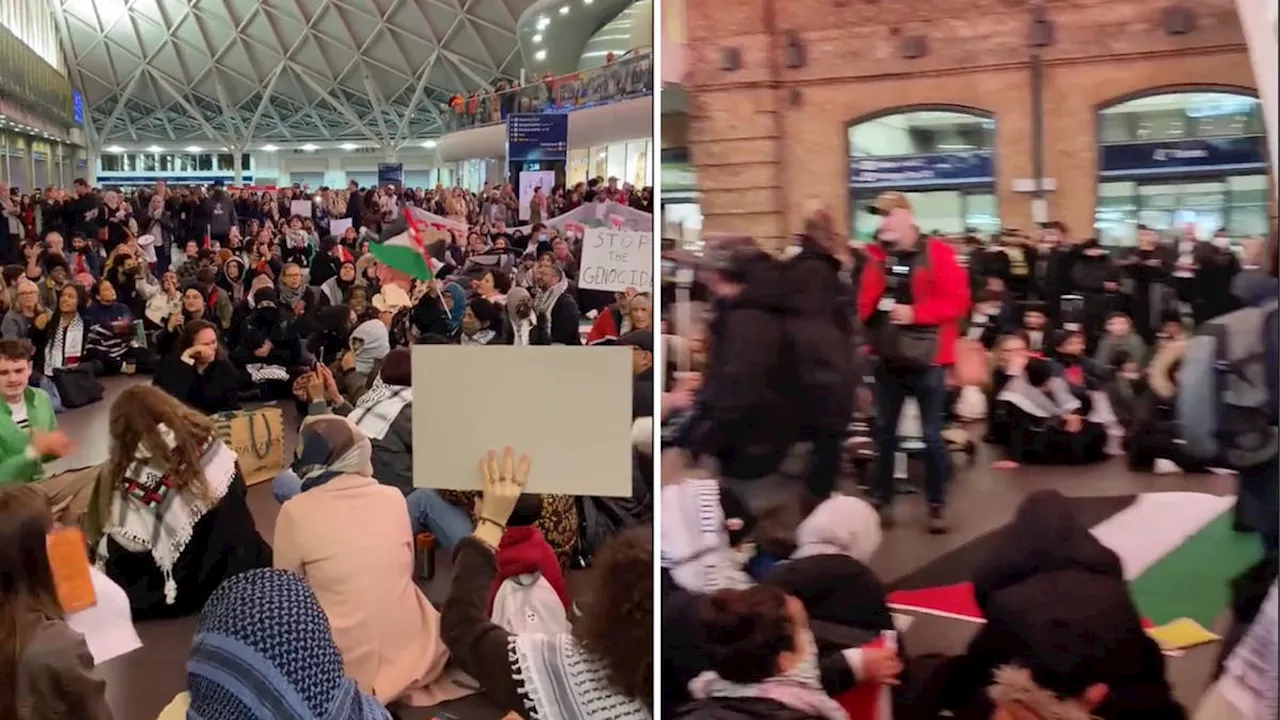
58, 379, 1226, 719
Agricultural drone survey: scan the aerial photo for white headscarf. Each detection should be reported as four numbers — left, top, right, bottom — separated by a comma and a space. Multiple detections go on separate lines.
350, 319, 390, 374
791, 496, 882, 563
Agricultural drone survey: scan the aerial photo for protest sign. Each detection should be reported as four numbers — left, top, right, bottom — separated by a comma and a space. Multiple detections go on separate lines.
577, 228, 653, 293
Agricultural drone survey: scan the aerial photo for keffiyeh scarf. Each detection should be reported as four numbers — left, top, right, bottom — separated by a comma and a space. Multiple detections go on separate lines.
45, 315, 85, 371
509, 633, 650, 720
533, 277, 568, 323
660, 479, 754, 594
687, 631, 846, 720
187, 569, 391, 720
461, 328, 496, 345
99, 429, 237, 606
348, 378, 411, 441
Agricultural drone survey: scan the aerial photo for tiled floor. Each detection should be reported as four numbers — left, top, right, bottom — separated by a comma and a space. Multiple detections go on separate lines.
64, 380, 1225, 718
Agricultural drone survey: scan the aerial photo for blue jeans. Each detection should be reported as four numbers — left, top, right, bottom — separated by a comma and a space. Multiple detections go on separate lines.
873, 364, 949, 507
270, 469, 473, 550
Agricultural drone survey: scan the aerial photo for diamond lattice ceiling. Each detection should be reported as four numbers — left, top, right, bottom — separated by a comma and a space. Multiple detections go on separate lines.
54, 0, 538, 146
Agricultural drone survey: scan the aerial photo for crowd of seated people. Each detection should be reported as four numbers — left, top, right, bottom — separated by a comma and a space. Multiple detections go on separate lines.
0, 176, 658, 719
660, 479, 1276, 720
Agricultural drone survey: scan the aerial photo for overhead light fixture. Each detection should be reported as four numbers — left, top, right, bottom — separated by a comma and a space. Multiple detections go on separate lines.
536, 15, 550, 29
583, 0, 592, 4
420, 140, 438, 149
261, 144, 279, 152
559, 5, 569, 13
534, 49, 547, 61
145, 145, 163, 152
532, 33, 542, 43
184, 145, 202, 152
300, 143, 319, 151
339, 142, 359, 150
105, 145, 124, 153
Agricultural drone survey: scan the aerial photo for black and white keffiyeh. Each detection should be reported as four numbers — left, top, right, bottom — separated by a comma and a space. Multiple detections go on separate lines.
532, 277, 568, 323
347, 378, 411, 441
460, 328, 496, 346
245, 363, 291, 383
687, 630, 847, 720
98, 427, 237, 606
660, 479, 753, 594
45, 315, 86, 371
509, 633, 650, 720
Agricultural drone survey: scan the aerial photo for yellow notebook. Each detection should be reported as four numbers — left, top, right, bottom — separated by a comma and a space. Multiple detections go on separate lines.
1146, 617, 1221, 652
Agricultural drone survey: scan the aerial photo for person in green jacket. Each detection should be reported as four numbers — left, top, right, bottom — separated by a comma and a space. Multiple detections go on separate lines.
0, 339, 94, 526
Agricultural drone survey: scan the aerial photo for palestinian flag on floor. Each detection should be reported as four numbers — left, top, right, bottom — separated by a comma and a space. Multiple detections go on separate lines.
887, 492, 1261, 630
368, 206, 461, 280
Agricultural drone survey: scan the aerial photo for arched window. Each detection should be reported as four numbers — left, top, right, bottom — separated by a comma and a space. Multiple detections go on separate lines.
1093, 89, 1268, 245
846, 108, 998, 241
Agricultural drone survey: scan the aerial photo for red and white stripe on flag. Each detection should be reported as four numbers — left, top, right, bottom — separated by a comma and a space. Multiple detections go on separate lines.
833, 634, 894, 720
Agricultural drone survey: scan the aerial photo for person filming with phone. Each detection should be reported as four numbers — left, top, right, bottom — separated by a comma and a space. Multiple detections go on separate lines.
857, 192, 970, 534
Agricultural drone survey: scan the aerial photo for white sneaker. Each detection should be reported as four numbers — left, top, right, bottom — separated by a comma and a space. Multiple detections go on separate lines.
1153, 458, 1184, 475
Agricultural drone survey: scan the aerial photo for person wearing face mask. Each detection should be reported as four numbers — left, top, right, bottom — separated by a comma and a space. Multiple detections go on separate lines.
961, 290, 1012, 350
857, 192, 970, 533
233, 287, 301, 398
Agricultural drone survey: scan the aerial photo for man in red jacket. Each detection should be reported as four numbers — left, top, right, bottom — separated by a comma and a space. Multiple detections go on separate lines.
856, 191, 970, 533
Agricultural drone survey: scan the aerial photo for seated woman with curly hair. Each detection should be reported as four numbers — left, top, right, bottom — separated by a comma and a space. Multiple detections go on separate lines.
86, 385, 272, 620
676, 584, 847, 719
441, 448, 652, 719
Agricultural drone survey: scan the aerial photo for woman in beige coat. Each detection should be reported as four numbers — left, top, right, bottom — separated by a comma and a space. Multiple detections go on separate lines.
273, 413, 456, 707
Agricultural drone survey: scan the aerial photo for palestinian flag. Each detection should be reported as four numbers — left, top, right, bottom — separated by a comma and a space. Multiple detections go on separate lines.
887, 492, 1261, 629
368, 206, 460, 280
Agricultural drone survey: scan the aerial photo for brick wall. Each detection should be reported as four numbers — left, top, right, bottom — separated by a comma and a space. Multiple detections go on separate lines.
684, 0, 1260, 247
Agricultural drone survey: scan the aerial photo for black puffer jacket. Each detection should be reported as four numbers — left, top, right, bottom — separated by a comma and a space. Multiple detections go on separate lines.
924, 490, 1185, 720
691, 250, 801, 478
777, 238, 855, 436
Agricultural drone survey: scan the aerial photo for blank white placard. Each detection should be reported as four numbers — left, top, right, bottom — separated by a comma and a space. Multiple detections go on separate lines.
411, 345, 634, 497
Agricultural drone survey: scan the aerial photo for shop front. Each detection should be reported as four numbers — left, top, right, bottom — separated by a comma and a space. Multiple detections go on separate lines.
847, 108, 1000, 240
566, 138, 653, 189
1093, 89, 1270, 244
